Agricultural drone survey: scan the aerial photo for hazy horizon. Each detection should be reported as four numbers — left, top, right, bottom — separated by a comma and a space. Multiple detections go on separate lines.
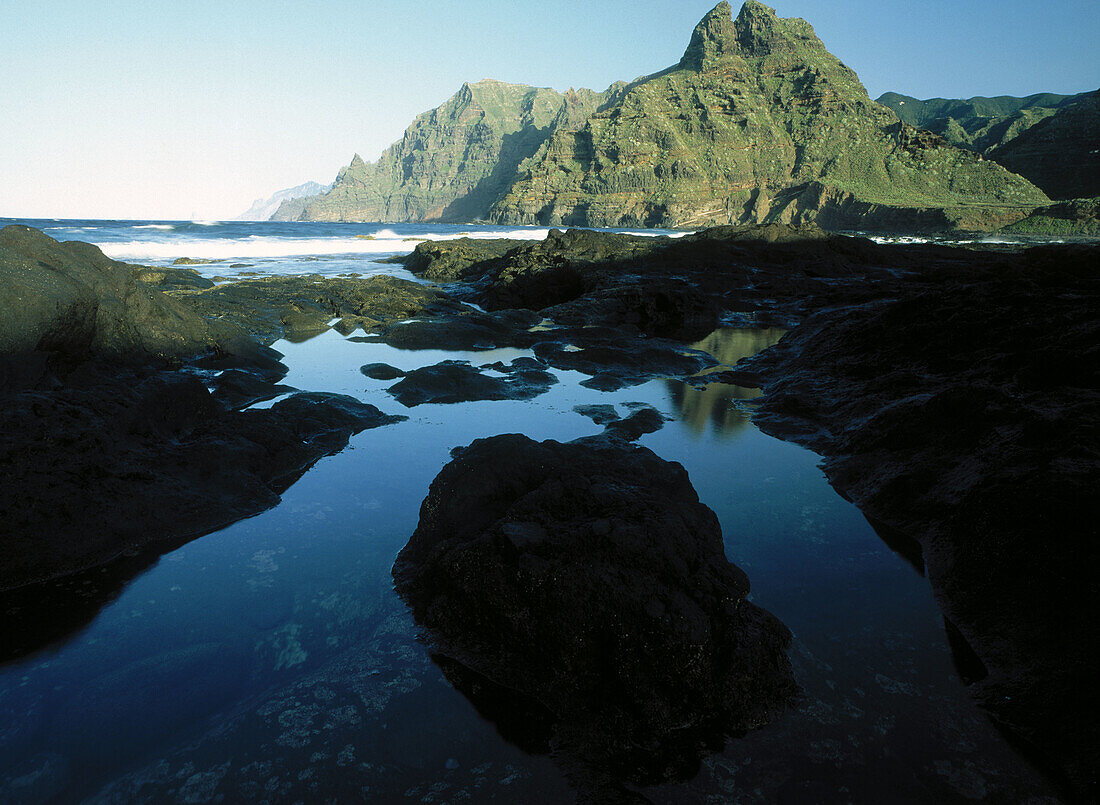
2, 0, 1097, 220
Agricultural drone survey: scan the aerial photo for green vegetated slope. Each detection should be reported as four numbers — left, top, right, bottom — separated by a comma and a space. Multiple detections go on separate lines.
279, 80, 615, 223
989, 90, 1100, 200
878, 89, 1100, 201
876, 91, 1079, 153
490, 1, 1047, 230
283, 2, 1051, 231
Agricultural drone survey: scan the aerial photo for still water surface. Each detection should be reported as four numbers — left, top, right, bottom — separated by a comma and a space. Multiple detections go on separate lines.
0, 218, 1060, 801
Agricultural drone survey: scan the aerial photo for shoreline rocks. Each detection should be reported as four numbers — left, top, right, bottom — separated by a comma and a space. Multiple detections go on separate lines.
735, 249, 1099, 795
0, 226, 410, 598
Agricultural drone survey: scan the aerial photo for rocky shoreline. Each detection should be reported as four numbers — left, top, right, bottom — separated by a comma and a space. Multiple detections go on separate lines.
2, 220, 1097, 798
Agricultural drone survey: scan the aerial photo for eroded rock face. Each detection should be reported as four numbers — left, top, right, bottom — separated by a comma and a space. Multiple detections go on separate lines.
0, 225, 235, 361
393, 434, 797, 796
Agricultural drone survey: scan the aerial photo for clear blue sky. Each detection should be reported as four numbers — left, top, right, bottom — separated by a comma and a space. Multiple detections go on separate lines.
1, 0, 1096, 220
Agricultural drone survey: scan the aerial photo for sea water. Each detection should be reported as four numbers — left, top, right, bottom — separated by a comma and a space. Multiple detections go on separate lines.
0, 220, 1060, 802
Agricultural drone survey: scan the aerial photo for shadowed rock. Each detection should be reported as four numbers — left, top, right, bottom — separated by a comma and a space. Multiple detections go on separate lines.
393, 433, 797, 799
0, 226, 410, 623
737, 246, 1100, 796
386, 359, 556, 406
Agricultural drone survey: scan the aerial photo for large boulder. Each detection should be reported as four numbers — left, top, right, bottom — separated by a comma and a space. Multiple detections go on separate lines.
393, 434, 796, 796
0, 225, 233, 361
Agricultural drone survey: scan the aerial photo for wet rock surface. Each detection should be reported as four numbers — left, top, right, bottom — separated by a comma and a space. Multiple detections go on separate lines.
736, 248, 1100, 796
401, 224, 917, 333
385, 359, 557, 406
169, 273, 466, 343
393, 433, 797, 799
0, 225, 236, 361
0, 226, 409, 603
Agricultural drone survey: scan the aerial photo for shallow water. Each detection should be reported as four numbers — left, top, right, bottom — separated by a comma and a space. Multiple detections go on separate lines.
0, 315, 1060, 801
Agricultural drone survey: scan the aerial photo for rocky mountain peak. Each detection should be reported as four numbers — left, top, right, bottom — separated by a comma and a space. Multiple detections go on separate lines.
348, 153, 366, 168
733, 1, 820, 57
681, 1, 823, 69
680, 1, 736, 70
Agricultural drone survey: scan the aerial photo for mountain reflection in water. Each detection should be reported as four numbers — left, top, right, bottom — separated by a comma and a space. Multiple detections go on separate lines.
667, 327, 785, 437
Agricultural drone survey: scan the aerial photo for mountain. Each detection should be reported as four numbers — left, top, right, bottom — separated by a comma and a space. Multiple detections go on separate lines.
488, 1, 1047, 230
877, 89, 1100, 199
987, 90, 1100, 200
875, 91, 1080, 154
236, 181, 330, 221
282, 2, 1050, 231
284, 80, 618, 223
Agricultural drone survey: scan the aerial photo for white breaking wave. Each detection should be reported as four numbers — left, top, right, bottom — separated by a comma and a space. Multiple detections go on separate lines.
99, 236, 415, 261
96, 225, 684, 262
98, 228, 540, 261
133, 224, 176, 230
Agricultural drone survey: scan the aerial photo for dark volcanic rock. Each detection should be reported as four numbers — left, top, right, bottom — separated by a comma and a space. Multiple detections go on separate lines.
393, 434, 796, 795
0, 225, 234, 362
173, 273, 465, 344
386, 359, 556, 406
372, 308, 540, 351
400, 236, 529, 282
402, 224, 914, 335
532, 334, 716, 391
0, 364, 405, 593
738, 247, 1100, 796
360, 362, 406, 380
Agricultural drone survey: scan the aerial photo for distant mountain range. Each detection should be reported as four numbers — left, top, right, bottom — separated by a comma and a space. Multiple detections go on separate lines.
876, 90, 1099, 201
235, 181, 330, 221
269, 2, 1096, 232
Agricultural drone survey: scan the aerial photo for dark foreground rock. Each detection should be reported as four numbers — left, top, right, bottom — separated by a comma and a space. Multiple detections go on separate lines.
393, 434, 797, 800
0, 225, 235, 361
0, 226, 409, 646
169, 273, 467, 343
0, 364, 404, 594
399, 224, 922, 335
737, 248, 1100, 797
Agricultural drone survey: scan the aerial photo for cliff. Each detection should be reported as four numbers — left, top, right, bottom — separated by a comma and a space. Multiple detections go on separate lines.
288, 80, 612, 223
487, 2, 1048, 230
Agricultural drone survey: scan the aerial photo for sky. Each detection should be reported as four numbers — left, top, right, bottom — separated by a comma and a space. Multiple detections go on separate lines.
1, 0, 1097, 220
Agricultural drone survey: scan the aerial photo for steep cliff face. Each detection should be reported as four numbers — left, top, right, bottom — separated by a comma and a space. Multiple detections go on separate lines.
987, 90, 1100, 200
239, 181, 329, 221
487, 1, 1048, 229
288, 80, 610, 223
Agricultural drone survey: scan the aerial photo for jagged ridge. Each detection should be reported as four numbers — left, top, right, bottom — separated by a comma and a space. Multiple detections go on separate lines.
286, 80, 614, 223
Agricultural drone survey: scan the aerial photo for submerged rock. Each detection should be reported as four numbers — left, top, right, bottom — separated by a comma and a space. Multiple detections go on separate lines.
393, 434, 797, 795
386, 359, 556, 406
